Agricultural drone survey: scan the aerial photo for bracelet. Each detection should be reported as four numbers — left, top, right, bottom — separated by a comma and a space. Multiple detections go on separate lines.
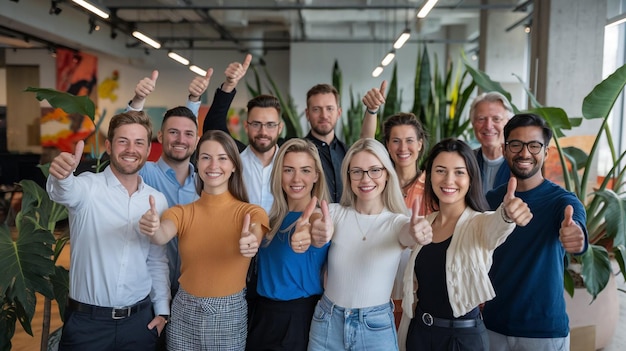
501, 206, 514, 224
366, 108, 379, 115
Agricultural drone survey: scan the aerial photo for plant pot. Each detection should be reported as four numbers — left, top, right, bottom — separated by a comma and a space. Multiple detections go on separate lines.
565, 272, 619, 350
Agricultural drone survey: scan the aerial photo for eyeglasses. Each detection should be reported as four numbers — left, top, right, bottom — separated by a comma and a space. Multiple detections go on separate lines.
247, 121, 280, 130
505, 140, 544, 155
308, 106, 337, 114
348, 167, 386, 180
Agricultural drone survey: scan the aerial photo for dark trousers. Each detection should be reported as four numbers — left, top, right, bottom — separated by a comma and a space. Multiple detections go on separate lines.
406, 313, 488, 351
246, 295, 320, 351
59, 299, 158, 351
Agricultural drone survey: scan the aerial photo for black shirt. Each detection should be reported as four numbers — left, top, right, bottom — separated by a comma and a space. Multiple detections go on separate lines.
305, 132, 347, 203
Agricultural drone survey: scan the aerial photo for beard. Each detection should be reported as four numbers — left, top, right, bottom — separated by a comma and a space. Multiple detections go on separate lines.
249, 134, 278, 153
163, 143, 194, 163
109, 153, 147, 175
509, 157, 542, 180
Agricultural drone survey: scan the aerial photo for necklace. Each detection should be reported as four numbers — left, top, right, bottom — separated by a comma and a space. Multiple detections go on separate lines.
354, 209, 383, 241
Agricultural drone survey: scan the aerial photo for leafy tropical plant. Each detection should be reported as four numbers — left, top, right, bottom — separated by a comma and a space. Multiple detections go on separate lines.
463, 58, 626, 301
0, 169, 68, 351
343, 86, 365, 145
413, 46, 476, 150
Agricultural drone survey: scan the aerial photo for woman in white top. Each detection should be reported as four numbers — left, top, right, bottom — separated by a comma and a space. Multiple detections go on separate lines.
398, 138, 532, 351
307, 138, 433, 351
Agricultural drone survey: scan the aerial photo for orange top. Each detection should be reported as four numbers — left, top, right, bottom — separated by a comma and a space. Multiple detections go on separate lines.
162, 191, 269, 297
404, 172, 429, 216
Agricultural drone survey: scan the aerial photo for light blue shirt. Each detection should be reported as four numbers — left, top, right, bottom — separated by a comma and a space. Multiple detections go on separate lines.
240, 145, 277, 214
139, 158, 198, 207
47, 166, 170, 314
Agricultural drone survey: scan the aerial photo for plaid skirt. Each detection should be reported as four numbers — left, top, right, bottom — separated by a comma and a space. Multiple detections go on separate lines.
167, 287, 247, 351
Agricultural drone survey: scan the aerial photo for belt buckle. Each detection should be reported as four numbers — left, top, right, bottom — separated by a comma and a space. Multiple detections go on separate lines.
421, 312, 434, 326
112, 307, 131, 319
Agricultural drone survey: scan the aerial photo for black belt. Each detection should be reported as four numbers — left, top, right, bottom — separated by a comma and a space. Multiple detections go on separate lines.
67, 296, 151, 320
418, 308, 480, 328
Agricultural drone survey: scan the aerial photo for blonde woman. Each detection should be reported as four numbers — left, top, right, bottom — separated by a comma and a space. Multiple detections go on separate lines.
307, 138, 433, 351
246, 138, 331, 351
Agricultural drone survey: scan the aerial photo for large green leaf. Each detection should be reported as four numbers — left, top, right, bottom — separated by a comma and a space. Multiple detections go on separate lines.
579, 244, 611, 300
383, 63, 399, 118
591, 190, 626, 248
51, 265, 70, 322
462, 54, 512, 103
0, 221, 55, 338
582, 63, 626, 120
24, 87, 95, 122
19, 179, 68, 233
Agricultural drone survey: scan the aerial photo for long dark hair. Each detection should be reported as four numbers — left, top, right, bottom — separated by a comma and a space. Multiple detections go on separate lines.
195, 130, 249, 202
424, 138, 489, 213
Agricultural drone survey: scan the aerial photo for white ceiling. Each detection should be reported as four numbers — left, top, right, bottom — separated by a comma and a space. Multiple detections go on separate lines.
1, 0, 527, 57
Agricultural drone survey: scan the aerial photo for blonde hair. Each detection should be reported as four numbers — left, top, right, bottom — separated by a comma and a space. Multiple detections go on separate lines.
340, 138, 408, 215
265, 138, 330, 243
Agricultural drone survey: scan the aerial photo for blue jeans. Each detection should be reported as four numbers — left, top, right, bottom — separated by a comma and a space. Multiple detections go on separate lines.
487, 330, 570, 351
308, 295, 398, 351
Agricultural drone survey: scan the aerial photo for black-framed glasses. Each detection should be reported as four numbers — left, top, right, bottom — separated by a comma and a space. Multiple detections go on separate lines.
247, 121, 280, 130
505, 140, 544, 155
348, 167, 386, 180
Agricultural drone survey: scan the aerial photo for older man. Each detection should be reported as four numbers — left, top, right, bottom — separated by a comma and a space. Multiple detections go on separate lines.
470, 92, 514, 194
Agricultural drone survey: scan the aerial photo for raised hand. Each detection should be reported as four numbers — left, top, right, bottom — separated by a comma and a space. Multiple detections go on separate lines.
139, 195, 160, 236
362, 80, 387, 113
559, 205, 586, 253
188, 68, 214, 101
239, 213, 259, 257
410, 198, 433, 245
311, 200, 333, 247
222, 53, 253, 92
135, 70, 159, 101
291, 196, 317, 253
49, 140, 84, 179
502, 177, 533, 226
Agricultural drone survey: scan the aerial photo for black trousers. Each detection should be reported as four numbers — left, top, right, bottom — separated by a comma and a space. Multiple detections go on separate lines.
246, 295, 320, 351
405, 314, 489, 351
59, 299, 158, 351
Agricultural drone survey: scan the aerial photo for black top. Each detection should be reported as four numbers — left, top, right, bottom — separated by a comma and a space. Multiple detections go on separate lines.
305, 132, 347, 203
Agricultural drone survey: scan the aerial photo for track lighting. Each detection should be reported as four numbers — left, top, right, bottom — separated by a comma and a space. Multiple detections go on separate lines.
72, 0, 109, 19
49, 1, 62, 15
110, 29, 118, 39
88, 18, 99, 34
132, 31, 161, 49
189, 65, 207, 76
168, 51, 190, 66
393, 29, 411, 49
417, 0, 439, 19
381, 51, 395, 67
372, 66, 383, 78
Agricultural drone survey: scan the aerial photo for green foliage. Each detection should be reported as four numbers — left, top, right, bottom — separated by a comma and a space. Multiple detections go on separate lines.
343, 86, 364, 145
464, 59, 626, 301
412, 47, 475, 150
24, 87, 95, 123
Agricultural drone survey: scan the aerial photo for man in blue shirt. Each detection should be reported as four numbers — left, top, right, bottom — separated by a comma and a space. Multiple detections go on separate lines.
484, 113, 588, 351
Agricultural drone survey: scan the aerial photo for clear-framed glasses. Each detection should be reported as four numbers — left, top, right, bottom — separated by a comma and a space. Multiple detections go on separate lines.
309, 106, 337, 114
348, 167, 386, 180
247, 121, 280, 130
505, 140, 544, 155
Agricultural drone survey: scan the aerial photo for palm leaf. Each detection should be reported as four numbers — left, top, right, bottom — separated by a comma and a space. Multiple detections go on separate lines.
24, 87, 95, 122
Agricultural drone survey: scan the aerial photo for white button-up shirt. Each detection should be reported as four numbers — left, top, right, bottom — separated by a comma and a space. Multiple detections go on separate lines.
239, 145, 278, 214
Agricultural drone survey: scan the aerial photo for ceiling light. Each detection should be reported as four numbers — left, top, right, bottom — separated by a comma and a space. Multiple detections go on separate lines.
189, 65, 207, 76
72, 0, 109, 19
393, 29, 411, 49
524, 25, 531, 33
417, 0, 439, 19
372, 66, 383, 78
168, 51, 190, 66
88, 18, 98, 34
381, 51, 395, 67
132, 31, 161, 49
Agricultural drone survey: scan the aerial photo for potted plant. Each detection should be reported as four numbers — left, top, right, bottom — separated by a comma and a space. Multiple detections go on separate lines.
464, 59, 626, 349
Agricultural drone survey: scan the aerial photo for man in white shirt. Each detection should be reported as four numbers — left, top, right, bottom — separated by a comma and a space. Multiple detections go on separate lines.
47, 110, 170, 350
202, 54, 282, 214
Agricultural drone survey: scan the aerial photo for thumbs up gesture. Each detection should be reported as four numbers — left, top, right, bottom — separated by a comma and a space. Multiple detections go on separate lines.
223, 53, 253, 92
188, 67, 214, 102
239, 214, 259, 257
310, 200, 333, 248
502, 177, 533, 226
559, 205, 586, 253
362, 80, 387, 113
135, 70, 159, 100
290, 197, 318, 253
139, 195, 161, 236
409, 198, 433, 245
49, 140, 84, 179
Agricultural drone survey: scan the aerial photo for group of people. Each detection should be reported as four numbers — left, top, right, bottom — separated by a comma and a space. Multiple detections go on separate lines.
47, 55, 588, 351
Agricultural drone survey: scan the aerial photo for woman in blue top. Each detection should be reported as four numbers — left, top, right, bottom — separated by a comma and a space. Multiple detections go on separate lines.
246, 138, 331, 351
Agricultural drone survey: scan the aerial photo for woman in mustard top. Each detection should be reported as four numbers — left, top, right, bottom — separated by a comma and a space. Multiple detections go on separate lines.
140, 130, 269, 351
